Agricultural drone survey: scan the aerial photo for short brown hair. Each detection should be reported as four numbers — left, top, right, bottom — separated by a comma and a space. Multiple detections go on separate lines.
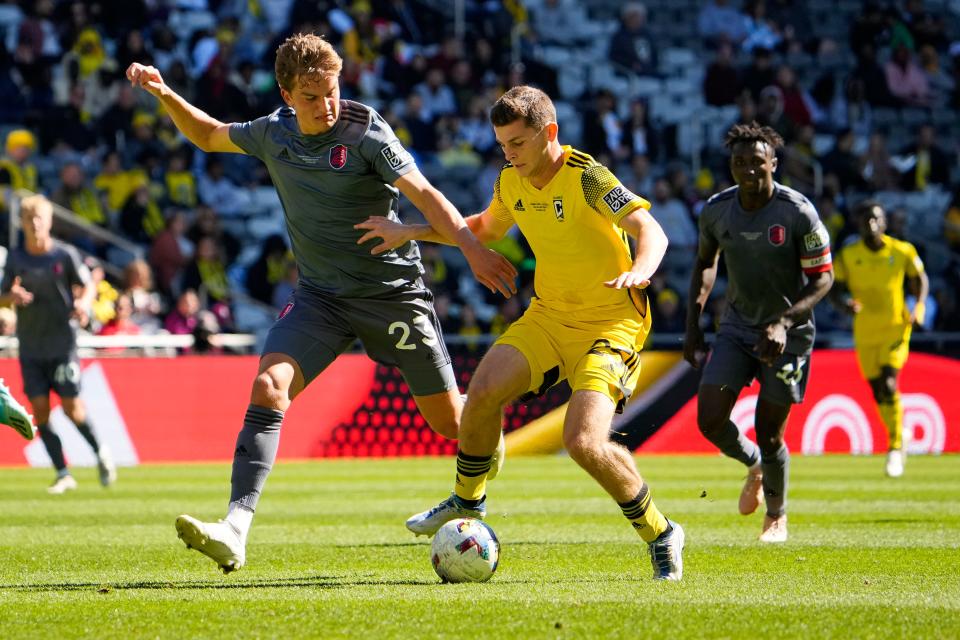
724, 121, 784, 151
490, 85, 556, 131
275, 33, 342, 92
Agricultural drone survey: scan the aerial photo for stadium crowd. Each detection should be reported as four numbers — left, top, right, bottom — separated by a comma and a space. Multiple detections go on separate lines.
1, 0, 960, 347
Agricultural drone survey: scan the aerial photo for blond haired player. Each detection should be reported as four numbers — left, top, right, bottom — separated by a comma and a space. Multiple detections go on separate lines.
831, 201, 928, 477
127, 34, 516, 573
357, 85, 684, 581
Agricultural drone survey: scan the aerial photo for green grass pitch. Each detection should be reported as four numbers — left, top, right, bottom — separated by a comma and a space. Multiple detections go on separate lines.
1, 454, 958, 639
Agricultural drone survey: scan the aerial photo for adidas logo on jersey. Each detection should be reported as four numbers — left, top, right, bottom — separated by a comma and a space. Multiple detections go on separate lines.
514, 198, 525, 211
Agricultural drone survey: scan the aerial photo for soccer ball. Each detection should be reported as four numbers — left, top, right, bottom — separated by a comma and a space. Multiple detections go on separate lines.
430, 518, 500, 583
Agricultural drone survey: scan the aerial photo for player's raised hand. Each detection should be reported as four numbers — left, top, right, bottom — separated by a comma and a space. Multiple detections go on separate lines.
354, 216, 415, 255
126, 62, 166, 98
682, 326, 707, 369
9, 277, 33, 306
461, 244, 518, 299
603, 270, 651, 289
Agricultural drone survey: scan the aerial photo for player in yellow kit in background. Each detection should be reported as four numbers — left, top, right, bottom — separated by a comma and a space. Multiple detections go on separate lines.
356, 85, 684, 581
831, 201, 928, 477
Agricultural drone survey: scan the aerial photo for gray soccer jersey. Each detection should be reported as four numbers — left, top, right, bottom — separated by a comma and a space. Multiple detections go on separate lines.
698, 183, 832, 355
0, 241, 90, 358
230, 100, 424, 297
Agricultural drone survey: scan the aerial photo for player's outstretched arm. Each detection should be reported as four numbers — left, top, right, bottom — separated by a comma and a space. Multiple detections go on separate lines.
394, 170, 517, 297
126, 63, 243, 154
604, 209, 668, 289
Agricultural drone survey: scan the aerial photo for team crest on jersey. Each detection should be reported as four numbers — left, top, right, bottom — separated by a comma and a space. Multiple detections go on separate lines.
53, 262, 64, 275
553, 197, 564, 221
768, 224, 786, 246
329, 144, 348, 169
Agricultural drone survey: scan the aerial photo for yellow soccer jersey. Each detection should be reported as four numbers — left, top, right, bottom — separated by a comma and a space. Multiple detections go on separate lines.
835, 235, 924, 339
489, 146, 651, 316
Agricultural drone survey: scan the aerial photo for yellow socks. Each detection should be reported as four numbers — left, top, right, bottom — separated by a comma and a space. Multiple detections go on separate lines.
878, 392, 903, 450
454, 450, 491, 503
618, 483, 669, 543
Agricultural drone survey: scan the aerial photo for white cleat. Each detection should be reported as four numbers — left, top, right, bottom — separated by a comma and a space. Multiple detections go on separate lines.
175, 515, 246, 574
97, 445, 117, 487
885, 449, 905, 478
649, 519, 685, 581
0, 378, 35, 440
47, 475, 78, 495
405, 493, 486, 537
759, 514, 788, 543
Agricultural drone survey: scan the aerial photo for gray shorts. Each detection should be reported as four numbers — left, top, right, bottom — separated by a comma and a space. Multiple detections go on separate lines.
20, 353, 82, 399
700, 332, 811, 405
264, 285, 456, 396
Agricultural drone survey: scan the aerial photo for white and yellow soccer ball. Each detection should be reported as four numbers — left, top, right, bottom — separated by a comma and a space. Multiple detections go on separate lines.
430, 518, 500, 583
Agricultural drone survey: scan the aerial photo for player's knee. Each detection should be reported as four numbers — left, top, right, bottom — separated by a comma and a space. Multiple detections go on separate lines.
696, 410, 726, 441
464, 376, 509, 415
250, 370, 292, 410
563, 430, 601, 465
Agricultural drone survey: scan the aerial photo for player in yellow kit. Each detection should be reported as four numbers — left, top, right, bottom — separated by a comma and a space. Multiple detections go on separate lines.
356, 85, 684, 580
831, 201, 928, 477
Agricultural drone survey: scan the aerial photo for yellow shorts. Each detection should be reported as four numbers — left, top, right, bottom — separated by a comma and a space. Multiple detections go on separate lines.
495, 295, 651, 412
854, 325, 911, 380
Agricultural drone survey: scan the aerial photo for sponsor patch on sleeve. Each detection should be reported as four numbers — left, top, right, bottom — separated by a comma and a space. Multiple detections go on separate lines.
803, 226, 830, 252
601, 185, 639, 214
380, 140, 412, 171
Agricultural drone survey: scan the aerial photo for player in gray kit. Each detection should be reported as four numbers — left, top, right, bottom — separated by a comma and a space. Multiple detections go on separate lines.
683, 123, 833, 543
126, 34, 517, 573
0, 195, 117, 494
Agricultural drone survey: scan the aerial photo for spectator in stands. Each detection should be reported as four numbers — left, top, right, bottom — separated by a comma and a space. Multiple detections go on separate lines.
581, 89, 626, 162
197, 157, 249, 217
187, 204, 241, 266
849, 1, 887, 55
608, 2, 657, 77
97, 292, 141, 340
181, 235, 232, 318
903, 0, 948, 52
741, 0, 782, 54
898, 124, 950, 191
624, 99, 660, 162
164, 150, 197, 208
741, 46, 776, 102
119, 175, 164, 243
123, 111, 165, 168
885, 42, 931, 108
917, 44, 954, 108
51, 162, 107, 227
829, 75, 873, 138
0, 129, 39, 197
529, 0, 589, 47
43, 83, 97, 153
456, 303, 487, 352
245, 234, 290, 306
149, 210, 190, 299
122, 259, 163, 331
164, 288, 201, 335
650, 177, 697, 268
774, 65, 812, 129
861, 132, 899, 191
652, 288, 685, 334
945, 189, 960, 252
820, 128, 866, 193
852, 43, 896, 107
624, 154, 655, 198
94, 151, 135, 214
756, 85, 794, 142
84, 256, 118, 333
698, 0, 748, 48
704, 42, 742, 107
414, 68, 457, 120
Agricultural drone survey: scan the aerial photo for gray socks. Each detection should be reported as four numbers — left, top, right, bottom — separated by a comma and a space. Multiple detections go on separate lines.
761, 444, 789, 518
705, 420, 761, 468
229, 405, 284, 511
